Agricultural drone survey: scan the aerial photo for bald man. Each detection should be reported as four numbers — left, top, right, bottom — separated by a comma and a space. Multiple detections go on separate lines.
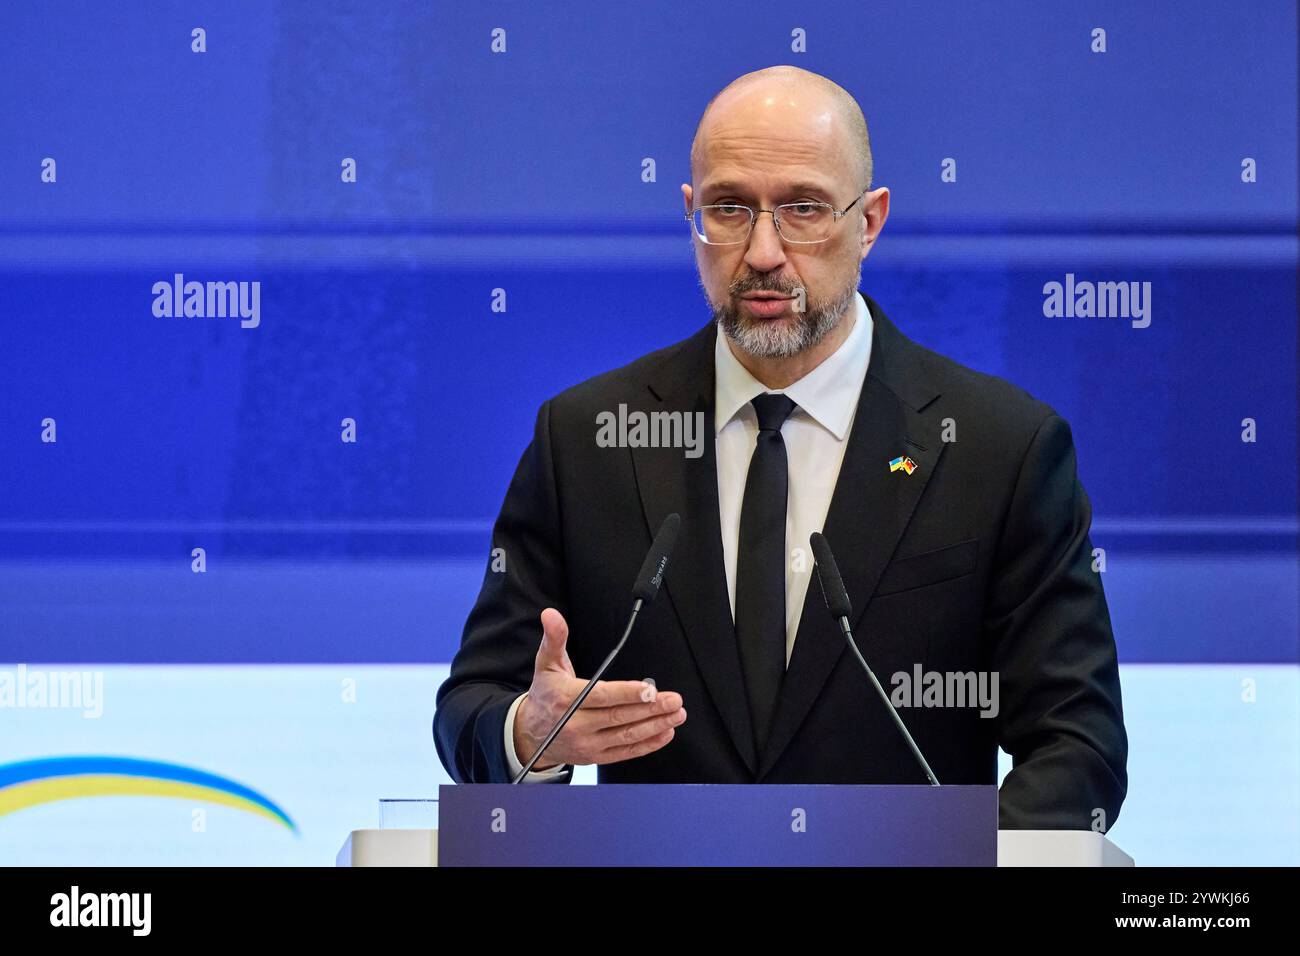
433, 66, 1128, 830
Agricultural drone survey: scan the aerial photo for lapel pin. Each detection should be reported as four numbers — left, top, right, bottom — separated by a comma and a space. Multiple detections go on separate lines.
889, 455, 918, 475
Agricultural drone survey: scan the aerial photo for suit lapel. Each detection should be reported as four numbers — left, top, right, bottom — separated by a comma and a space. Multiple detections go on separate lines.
631, 323, 759, 774
756, 294, 947, 779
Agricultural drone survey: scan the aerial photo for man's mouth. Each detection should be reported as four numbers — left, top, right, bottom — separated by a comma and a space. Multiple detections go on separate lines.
739, 293, 794, 317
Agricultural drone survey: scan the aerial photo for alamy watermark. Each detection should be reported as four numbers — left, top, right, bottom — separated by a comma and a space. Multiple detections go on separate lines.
152, 273, 260, 328
596, 404, 705, 459
1042, 273, 1151, 329
889, 665, 999, 719
0, 664, 103, 718
50, 886, 150, 936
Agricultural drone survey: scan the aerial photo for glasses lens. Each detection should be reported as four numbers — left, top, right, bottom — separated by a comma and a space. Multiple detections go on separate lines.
695, 205, 752, 244
776, 203, 834, 242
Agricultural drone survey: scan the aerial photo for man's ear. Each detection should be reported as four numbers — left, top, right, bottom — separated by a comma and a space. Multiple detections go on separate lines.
861, 187, 890, 251
681, 182, 694, 216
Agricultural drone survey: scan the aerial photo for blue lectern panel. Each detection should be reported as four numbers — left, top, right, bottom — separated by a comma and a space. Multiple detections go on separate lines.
438, 784, 997, 867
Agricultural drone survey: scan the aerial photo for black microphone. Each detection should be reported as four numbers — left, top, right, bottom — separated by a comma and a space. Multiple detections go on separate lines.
632, 512, 680, 602
512, 513, 681, 782
810, 532, 941, 787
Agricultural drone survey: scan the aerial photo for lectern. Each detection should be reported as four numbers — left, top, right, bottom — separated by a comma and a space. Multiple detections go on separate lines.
438, 783, 994, 866
337, 784, 1134, 866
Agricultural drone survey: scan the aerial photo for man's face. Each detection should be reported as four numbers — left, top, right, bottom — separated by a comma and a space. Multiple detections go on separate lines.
683, 87, 884, 359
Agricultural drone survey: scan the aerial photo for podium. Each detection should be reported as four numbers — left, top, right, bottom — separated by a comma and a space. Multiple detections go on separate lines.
336, 784, 1134, 866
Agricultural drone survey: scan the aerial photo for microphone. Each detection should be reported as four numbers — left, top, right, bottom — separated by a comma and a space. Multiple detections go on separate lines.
632, 512, 680, 602
810, 532, 941, 787
512, 513, 681, 782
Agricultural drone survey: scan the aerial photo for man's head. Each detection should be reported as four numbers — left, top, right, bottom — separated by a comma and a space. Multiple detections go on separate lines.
683, 66, 889, 363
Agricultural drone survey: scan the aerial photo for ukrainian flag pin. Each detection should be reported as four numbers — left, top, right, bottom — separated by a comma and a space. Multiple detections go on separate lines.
889, 455, 918, 475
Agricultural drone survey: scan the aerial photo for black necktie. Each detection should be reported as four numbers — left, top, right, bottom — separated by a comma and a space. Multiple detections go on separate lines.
735, 392, 797, 756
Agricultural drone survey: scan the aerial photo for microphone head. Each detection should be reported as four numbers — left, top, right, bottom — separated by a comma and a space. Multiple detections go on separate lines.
810, 532, 853, 619
632, 513, 681, 603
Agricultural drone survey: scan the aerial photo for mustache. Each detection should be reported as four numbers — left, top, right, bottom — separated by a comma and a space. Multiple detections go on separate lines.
729, 277, 802, 297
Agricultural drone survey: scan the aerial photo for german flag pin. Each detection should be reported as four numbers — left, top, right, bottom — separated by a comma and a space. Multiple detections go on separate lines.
888, 455, 918, 475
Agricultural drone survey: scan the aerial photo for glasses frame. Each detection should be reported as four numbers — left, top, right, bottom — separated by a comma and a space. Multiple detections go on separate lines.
686, 185, 872, 245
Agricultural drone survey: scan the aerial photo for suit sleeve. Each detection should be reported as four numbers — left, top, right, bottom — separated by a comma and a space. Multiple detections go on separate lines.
432, 399, 574, 784
986, 412, 1128, 829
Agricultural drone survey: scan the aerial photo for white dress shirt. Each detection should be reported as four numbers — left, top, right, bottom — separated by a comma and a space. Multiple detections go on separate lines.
504, 293, 875, 780
715, 290, 873, 663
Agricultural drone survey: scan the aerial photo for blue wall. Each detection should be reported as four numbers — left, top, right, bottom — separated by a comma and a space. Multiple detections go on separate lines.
2, 0, 1295, 662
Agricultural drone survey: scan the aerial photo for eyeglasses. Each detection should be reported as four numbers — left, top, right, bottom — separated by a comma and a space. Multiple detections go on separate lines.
686, 186, 870, 245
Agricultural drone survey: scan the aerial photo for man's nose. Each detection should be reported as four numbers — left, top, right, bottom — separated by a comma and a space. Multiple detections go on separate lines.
744, 210, 786, 273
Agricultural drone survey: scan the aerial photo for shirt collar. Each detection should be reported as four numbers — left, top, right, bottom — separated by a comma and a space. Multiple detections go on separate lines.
713, 291, 873, 441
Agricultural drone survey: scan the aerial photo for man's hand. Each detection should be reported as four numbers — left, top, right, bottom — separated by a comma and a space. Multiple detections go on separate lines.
513, 607, 687, 771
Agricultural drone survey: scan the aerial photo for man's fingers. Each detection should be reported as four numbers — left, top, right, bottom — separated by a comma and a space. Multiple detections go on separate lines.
558, 694, 682, 740
596, 727, 678, 765
586, 693, 683, 729
593, 707, 687, 750
578, 679, 665, 709
538, 697, 686, 767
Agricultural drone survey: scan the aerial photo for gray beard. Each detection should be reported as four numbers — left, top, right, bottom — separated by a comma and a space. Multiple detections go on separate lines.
712, 267, 862, 360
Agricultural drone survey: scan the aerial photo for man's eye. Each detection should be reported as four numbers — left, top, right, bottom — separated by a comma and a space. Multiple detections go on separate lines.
716, 204, 747, 216
787, 202, 820, 216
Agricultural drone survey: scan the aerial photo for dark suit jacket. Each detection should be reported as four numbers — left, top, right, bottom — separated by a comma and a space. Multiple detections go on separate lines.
433, 292, 1128, 829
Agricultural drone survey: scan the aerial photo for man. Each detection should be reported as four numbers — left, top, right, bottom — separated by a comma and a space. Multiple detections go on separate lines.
433, 66, 1128, 829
